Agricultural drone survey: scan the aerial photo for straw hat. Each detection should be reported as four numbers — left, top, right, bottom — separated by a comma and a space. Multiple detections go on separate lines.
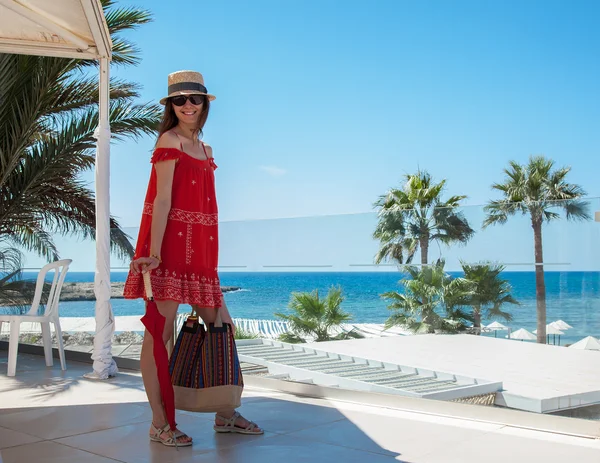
159, 70, 216, 105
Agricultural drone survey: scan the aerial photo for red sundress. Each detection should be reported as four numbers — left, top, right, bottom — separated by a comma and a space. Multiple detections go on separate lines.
123, 140, 222, 308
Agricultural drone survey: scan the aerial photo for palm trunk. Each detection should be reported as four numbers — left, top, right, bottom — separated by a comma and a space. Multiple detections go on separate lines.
532, 217, 547, 344
473, 307, 482, 335
420, 236, 429, 312
423, 314, 435, 333
420, 237, 429, 267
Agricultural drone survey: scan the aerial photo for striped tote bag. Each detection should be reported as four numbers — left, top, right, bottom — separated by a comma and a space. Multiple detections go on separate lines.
169, 309, 243, 412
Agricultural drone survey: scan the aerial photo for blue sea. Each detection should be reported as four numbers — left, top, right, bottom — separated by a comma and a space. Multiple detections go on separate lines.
29, 271, 600, 345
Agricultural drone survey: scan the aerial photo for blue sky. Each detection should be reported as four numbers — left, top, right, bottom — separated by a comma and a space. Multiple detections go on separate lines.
29, 0, 600, 271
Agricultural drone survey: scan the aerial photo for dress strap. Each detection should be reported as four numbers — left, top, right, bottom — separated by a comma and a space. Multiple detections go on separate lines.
170, 130, 185, 152
201, 142, 217, 169
200, 141, 209, 158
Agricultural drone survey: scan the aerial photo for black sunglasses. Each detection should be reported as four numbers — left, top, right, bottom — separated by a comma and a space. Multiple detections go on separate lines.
170, 95, 206, 106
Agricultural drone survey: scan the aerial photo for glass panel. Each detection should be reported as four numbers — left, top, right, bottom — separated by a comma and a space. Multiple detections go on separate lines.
2, 198, 599, 422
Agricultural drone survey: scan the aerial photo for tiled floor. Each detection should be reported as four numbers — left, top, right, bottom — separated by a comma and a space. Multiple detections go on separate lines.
1, 352, 600, 462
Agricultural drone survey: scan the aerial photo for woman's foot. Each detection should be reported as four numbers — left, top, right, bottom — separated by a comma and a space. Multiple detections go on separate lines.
214, 411, 263, 435
149, 422, 193, 447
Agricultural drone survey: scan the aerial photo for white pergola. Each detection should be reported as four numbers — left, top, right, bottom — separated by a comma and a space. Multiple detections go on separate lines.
0, 0, 116, 379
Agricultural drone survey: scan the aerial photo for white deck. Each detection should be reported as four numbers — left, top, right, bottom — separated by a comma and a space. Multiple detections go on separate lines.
237, 339, 502, 400
2, 352, 600, 462
308, 334, 600, 414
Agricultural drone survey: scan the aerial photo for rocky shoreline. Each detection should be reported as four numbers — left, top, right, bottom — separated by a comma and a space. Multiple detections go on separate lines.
59, 281, 241, 302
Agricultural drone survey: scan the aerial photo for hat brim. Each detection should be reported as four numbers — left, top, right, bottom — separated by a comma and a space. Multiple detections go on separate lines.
160, 90, 216, 105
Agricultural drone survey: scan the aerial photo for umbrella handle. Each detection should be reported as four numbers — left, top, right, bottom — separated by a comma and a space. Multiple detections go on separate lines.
143, 271, 154, 300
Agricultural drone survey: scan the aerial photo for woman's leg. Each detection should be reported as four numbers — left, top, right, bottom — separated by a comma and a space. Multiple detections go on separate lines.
193, 305, 263, 434
141, 299, 192, 444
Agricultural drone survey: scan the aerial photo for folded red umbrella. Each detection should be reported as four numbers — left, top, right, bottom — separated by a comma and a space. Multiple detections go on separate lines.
141, 271, 176, 430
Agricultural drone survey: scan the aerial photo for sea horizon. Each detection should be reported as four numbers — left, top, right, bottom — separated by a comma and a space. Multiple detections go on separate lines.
21, 270, 600, 346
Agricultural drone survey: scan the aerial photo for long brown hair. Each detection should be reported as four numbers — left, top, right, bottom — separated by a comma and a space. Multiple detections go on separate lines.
156, 96, 210, 145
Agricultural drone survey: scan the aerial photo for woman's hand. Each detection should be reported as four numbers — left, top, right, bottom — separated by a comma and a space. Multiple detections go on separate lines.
219, 305, 236, 336
130, 256, 161, 274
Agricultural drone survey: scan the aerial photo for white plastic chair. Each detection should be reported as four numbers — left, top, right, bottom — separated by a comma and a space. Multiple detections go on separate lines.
0, 259, 72, 376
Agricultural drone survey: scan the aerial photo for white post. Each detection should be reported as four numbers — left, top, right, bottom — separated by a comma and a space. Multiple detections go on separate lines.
85, 57, 117, 380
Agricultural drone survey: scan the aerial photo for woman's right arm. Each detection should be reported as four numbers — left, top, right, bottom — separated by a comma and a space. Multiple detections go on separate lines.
132, 132, 179, 274
149, 159, 176, 263
150, 132, 180, 262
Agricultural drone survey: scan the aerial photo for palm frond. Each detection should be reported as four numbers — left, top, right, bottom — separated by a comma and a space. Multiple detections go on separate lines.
0, 273, 38, 313
75, 3, 153, 68
0, 2, 156, 262
0, 241, 22, 272
45, 77, 142, 118
382, 260, 471, 333
278, 332, 306, 344
104, 4, 153, 34
2, 226, 58, 261
275, 286, 353, 342
562, 199, 591, 221
460, 261, 519, 325
0, 245, 38, 313
374, 171, 472, 265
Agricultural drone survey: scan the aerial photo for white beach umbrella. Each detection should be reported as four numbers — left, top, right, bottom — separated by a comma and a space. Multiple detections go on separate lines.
544, 325, 564, 335
533, 325, 564, 335
506, 328, 536, 341
486, 321, 508, 330
551, 320, 573, 331
486, 321, 508, 338
568, 336, 600, 351
534, 324, 565, 345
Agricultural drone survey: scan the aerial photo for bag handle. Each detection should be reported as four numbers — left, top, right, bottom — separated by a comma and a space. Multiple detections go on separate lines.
190, 305, 224, 328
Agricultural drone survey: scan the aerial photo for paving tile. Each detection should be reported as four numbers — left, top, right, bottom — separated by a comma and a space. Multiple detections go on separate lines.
0, 425, 42, 450
423, 427, 600, 463
56, 415, 276, 463
182, 433, 402, 463
230, 395, 348, 434
0, 440, 124, 463
0, 403, 150, 440
288, 406, 502, 460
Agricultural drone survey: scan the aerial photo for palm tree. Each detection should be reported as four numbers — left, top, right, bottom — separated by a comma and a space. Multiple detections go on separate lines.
274, 286, 362, 343
483, 156, 590, 343
0, 240, 38, 313
0, 0, 159, 262
383, 260, 473, 334
373, 170, 474, 266
460, 262, 519, 334
233, 328, 260, 340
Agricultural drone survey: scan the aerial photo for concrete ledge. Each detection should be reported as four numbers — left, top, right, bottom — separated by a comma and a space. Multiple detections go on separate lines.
0, 341, 140, 371
244, 375, 600, 440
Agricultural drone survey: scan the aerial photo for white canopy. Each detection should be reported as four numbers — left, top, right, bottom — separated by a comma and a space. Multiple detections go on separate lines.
507, 328, 536, 341
486, 321, 508, 330
569, 336, 600, 351
0, 0, 116, 379
550, 320, 573, 331
0, 0, 110, 59
534, 324, 564, 336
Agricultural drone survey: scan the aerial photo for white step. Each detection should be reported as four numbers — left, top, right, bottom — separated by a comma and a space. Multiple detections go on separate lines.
236, 339, 502, 401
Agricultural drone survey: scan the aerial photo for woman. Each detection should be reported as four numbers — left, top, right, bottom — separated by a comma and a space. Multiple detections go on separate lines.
124, 70, 262, 447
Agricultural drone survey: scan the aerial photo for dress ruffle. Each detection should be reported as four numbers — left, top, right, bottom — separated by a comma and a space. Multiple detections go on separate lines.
150, 147, 181, 164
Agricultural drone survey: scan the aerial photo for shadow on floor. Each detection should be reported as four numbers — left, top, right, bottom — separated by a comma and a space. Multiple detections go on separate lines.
0, 352, 408, 462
